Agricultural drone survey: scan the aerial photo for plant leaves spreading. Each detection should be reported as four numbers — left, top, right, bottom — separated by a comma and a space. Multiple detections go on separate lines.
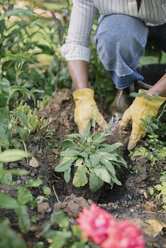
0, 221, 27, 248
0, 192, 30, 233
55, 124, 127, 192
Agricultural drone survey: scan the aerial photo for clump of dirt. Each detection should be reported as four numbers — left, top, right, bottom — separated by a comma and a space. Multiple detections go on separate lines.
54, 194, 91, 219
37, 88, 77, 138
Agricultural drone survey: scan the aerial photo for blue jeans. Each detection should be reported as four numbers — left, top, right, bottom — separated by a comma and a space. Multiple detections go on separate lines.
94, 14, 166, 89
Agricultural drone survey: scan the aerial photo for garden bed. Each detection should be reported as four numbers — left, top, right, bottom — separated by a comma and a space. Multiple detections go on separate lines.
0, 88, 165, 247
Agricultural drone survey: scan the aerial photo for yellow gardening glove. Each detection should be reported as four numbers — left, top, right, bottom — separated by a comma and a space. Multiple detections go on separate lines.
73, 88, 107, 135
120, 89, 166, 150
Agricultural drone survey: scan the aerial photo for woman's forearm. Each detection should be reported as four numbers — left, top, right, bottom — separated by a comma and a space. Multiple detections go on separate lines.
147, 73, 166, 97
67, 60, 89, 90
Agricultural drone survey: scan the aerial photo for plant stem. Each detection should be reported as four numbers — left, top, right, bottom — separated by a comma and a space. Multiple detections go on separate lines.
52, 185, 60, 203
157, 103, 166, 121
22, 138, 28, 164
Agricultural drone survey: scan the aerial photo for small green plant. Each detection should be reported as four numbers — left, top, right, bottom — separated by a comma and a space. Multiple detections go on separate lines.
14, 101, 47, 135
0, 192, 31, 234
148, 172, 166, 211
155, 182, 166, 210
0, 149, 52, 237
0, 77, 37, 149
0, 149, 30, 185
55, 116, 127, 192
0, 149, 32, 234
155, 172, 166, 211
0, 220, 27, 248
130, 111, 166, 163
40, 210, 99, 248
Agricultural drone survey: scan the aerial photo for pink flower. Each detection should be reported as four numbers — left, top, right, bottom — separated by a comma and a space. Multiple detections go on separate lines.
76, 203, 116, 244
101, 220, 145, 248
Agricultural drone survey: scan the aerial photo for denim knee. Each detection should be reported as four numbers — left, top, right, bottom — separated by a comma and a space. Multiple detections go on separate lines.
94, 14, 149, 88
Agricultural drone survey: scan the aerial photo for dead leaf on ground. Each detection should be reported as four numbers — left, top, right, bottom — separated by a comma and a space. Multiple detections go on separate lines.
145, 201, 157, 212
126, 218, 166, 238
145, 219, 166, 238
29, 157, 39, 168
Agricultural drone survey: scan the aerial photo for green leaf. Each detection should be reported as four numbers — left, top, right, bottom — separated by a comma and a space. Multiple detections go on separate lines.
85, 158, 91, 168
26, 179, 43, 187
16, 205, 30, 233
43, 229, 57, 240
100, 157, 116, 176
90, 155, 100, 167
94, 167, 111, 184
155, 184, 162, 191
116, 156, 127, 167
66, 133, 82, 141
0, 127, 9, 149
82, 123, 91, 142
11, 138, 21, 149
0, 107, 10, 131
1, 172, 14, 186
0, 78, 10, 107
0, 149, 31, 162
17, 186, 33, 205
33, 242, 44, 248
64, 167, 71, 183
49, 231, 71, 248
11, 110, 29, 129
71, 224, 83, 239
0, 107, 10, 149
36, 44, 54, 55
0, 221, 27, 248
55, 157, 77, 172
89, 172, 104, 192
79, 152, 88, 158
43, 186, 51, 196
0, 19, 5, 36
112, 176, 122, 186
75, 158, 83, 167
11, 86, 32, 100
73, 166, 88, 187
1, 9, 34, 19
9, 169, 29, 176
51, 211, 67, 226
0, 192, 19, 210
59, 139, 74, 148
101, 143, 123, 152
93, 135, 106, 145
60, 149, 79, 157
0, 164, 14, 186
15, 125, 28, 140
99, 152, 118, 161
130, 92, 152, 101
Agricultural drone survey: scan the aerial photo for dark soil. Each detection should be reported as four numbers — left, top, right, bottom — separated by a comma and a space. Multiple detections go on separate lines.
0, 88, 166, 248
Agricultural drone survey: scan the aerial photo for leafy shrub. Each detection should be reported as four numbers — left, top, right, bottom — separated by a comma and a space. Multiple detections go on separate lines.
130, 106, 166, 163
0, 3, 67, 149
55, 116, 127, 192
0, 6, 58, 99
155, 172, 166, 211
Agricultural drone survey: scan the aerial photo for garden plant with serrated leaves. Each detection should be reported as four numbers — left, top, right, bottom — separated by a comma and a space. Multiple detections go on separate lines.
55, 115, 127, 192
130, 102, 166, 163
